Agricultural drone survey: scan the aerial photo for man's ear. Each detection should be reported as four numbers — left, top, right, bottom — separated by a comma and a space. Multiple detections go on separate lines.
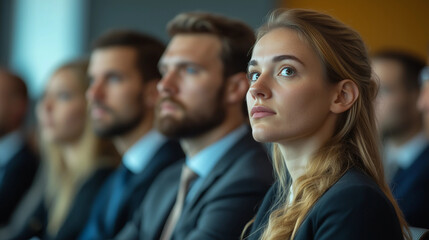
225, 72, 249, 104
330, 79, 359, 113
143, 80, 159, 108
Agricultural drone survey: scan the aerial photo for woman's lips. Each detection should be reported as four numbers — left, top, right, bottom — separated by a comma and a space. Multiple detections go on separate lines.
250, 106, 276, 119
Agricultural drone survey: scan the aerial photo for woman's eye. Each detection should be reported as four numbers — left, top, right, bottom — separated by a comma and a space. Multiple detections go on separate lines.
279, 67, 295, 77
248, 72, 260, 82
58, 92, 72, 100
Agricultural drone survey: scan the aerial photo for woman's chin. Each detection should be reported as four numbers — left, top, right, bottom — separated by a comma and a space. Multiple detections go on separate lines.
251, 128, 276, 143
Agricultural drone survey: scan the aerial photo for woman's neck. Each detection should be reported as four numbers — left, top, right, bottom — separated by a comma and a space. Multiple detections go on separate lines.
62, 142, 81, 171
278, 141, 315, 182
277, 117, 336, 182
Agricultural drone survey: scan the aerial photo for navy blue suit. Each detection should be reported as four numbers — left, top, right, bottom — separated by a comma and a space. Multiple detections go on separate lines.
79, 140, 184, 239
390, 145, 429, 228
248, 168, 404, 240
0, 143, 39, 226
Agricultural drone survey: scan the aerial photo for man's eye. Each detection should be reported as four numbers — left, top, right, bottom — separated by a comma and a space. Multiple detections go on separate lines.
108, 76, 120, 82
279, 67, 295, 77
88, 76, 94, 86
247, 72, 260, 82
158, 66, 167, 77
106, 73, 122, 83
185, 66, 198, 74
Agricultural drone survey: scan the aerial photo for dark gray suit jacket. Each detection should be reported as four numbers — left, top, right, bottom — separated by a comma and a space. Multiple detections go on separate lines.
116, 131, 273, 240
248, 168, 404, 240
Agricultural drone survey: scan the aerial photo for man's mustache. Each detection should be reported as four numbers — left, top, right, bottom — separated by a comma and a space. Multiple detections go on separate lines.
91, 101, 114, 114
157, 97, 185, 111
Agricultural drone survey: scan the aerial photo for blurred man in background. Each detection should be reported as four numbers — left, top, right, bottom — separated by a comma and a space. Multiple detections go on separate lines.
418, 53, 429, 136
0, 69, 39, 227
78, 30, 184, 239
116, 12, 273, 240
373, 50, 429, 228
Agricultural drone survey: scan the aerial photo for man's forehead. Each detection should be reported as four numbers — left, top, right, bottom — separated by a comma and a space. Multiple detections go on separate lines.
163, 34, 222, 61
91, 46, 137, 63
373, 59, 405, 83
89, 47, 138, 71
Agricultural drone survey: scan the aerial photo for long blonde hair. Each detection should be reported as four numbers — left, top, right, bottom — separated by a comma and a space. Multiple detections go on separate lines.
41, 60, 119, 235
254, 9, 410, 240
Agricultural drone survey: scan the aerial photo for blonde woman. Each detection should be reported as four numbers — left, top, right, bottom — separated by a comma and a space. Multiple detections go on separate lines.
15, 59, 119, 240
245, 9, 410, 240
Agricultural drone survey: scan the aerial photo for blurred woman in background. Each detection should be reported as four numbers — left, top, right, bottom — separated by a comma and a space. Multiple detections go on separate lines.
14, 59, 119, 240
245, 9, 410, 240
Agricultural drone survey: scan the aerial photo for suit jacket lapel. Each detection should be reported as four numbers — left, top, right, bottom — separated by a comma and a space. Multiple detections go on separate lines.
114, 140, 184, 233
178, 132, 255, 222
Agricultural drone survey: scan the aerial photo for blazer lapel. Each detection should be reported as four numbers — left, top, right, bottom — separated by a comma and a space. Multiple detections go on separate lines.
178, 132, 255, 221
114, 140, 184, 233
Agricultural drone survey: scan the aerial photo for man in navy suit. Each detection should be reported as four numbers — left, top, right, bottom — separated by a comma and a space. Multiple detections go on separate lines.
0, 69, 39, 227
78, 30, 184, 239
373, 50, 429, 228
418, 53, 429, 135
115, 12, 273, 240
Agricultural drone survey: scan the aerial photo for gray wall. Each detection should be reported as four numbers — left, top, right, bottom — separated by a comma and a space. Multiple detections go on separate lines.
0, 0, 14, 67
86, 0, 276, 49
7, 0, 276, 98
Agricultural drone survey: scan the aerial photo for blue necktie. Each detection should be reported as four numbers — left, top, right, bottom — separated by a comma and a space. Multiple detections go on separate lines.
104, 164, 132, 232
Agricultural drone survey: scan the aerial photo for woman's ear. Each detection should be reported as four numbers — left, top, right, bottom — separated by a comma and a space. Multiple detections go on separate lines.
225, 72, 249, 104
330, 79, 359, 113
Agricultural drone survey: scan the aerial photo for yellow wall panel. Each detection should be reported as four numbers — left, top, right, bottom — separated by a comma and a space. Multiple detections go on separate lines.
282, 0, 429, 59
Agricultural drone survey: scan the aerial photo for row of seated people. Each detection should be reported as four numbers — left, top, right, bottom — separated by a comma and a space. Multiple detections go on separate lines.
0, 9, 428, 240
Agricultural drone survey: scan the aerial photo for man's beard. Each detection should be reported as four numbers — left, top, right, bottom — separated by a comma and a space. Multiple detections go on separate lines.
92, 102, 144, 138
155, 87, 226, 139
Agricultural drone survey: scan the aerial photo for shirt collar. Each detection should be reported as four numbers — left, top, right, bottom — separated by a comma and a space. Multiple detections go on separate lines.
385, 132, 428, 169
186, 124, 248, 178
122, 129, 168, 174
0, 130, 24, 167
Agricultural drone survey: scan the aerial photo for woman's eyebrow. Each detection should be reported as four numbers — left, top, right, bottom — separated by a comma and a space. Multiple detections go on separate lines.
272, 55, 305, 66
248, 54, 305, 67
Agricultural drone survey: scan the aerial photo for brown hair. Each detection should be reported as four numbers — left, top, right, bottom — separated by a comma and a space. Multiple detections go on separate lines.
93, 30, 165, 82
167, 12, 256, 78
252, 9, 410, 240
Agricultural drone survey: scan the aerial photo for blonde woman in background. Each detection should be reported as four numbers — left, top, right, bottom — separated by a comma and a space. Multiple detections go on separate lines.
245, 9, 410, 240
13, 59, 119, 240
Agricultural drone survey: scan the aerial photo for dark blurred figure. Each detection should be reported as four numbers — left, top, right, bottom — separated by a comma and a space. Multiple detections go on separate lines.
418, 56, 429, 136
78, 30, 184, 239
11, 59, 119, 240
373, 50, 429, 228
116, 12, 273, 240
0, 69, 39, 226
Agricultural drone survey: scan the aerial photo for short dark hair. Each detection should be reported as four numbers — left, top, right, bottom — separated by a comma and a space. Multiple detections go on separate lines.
92, 30, 165, 82
373, 50, 426, 91
167, 12, 256, 78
